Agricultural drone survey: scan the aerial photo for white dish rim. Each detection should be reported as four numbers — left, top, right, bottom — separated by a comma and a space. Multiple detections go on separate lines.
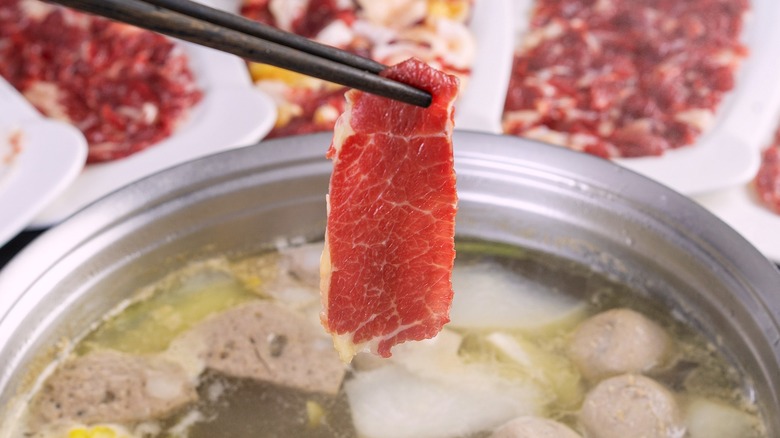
0, 120, 87, 247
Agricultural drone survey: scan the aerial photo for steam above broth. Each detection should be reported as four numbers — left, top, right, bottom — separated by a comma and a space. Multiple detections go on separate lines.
1, 241, 766, 438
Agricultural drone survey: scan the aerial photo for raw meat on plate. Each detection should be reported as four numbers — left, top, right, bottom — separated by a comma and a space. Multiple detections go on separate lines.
0, 0, 202, 163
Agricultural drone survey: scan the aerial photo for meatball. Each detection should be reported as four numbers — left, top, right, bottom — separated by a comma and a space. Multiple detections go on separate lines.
580, 374, 683, 438
568, 308, 670, 381
491, 416, 582, 438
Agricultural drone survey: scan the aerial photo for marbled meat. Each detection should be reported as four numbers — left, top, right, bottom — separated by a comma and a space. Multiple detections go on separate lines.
502, 0, 748, 158
321, 58, 459, 362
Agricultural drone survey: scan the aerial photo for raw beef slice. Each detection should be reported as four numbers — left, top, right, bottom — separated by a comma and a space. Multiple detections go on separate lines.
321, 58, 459, 362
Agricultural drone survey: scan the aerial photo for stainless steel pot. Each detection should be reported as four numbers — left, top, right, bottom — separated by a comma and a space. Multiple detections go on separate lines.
0, 132, 778, 431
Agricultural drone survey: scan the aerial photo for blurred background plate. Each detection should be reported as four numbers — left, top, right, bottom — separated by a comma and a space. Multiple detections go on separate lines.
694, 185, 780, 263
506, 0, 780, 196
451, 0, 514, 133
205, 0, 515, 134
30, 42, 276, 227
612, 0, 780, 195
0, 120, 86, 247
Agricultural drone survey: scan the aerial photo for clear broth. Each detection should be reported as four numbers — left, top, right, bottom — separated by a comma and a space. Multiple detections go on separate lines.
9, 240, 766, 438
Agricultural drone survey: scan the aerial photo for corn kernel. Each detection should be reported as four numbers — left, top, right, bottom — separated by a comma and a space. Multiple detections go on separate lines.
306, 400, 325, 428
427, 0, 469, 22
89, 426, 118, 438
68, 428, 90, 438
68, 425, 121, 438
242, 275, 262, 290
249, 63, 315, 87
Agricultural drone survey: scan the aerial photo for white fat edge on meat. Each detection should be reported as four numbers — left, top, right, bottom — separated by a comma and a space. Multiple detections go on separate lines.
341, 318, 436, 364
505, 115, 600, 153
116, 103, 159, 125
356, 0, 427, 30
313, 104, 341, 127
394, 27, 449, 60
18, 0, 56, 20
352, 19, 398, 47
674, 109, 715, 132
373, 43, 439, 70
105, 21, 147, 36
433, 18, 476, 70
711, 48, 744, 68
268, 0, 309, 32
503, 110, 541, 128
320, 96, 354, 362
369, 21, 473, 72
255, 81, 295, 104
22, 82, 70, 122
19, 0, 87, 28
315, 19, 355, 49
520, 126, 570, 149
519, 20, 565, 52
594, 0, 616, 14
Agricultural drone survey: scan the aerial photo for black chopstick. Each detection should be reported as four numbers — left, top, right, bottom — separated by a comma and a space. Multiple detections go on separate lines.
46, 0, 432, 108
142, 0, 385, 74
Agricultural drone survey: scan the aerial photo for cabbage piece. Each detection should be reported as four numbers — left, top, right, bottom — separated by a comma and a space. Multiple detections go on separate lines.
345, 364, 542, 438
686, 397, 763, 438
345, 329, 544, 438
486, 332, 583, 409
449, 262, 585, 332
388, 328, 465, 377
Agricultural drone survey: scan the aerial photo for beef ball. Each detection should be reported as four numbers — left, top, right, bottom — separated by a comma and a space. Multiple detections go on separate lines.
491, 416, 582, 438
580, 374, 683, 438
568, 308, 670, 381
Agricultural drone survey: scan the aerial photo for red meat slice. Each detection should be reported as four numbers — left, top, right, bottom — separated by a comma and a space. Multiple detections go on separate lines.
320, 58, 459, 362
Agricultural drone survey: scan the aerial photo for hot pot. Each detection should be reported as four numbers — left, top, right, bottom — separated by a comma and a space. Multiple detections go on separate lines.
0, 132, 778, 431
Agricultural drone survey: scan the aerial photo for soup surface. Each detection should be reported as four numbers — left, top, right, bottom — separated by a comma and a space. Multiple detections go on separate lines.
2, 241, 766, 438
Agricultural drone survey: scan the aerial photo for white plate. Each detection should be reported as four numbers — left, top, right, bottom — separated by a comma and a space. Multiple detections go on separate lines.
508, 0, 780, 196
453, 0, 514, 133
694, 184, 780, 263
0, 120, 86, 247
30, 42, 277, 227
